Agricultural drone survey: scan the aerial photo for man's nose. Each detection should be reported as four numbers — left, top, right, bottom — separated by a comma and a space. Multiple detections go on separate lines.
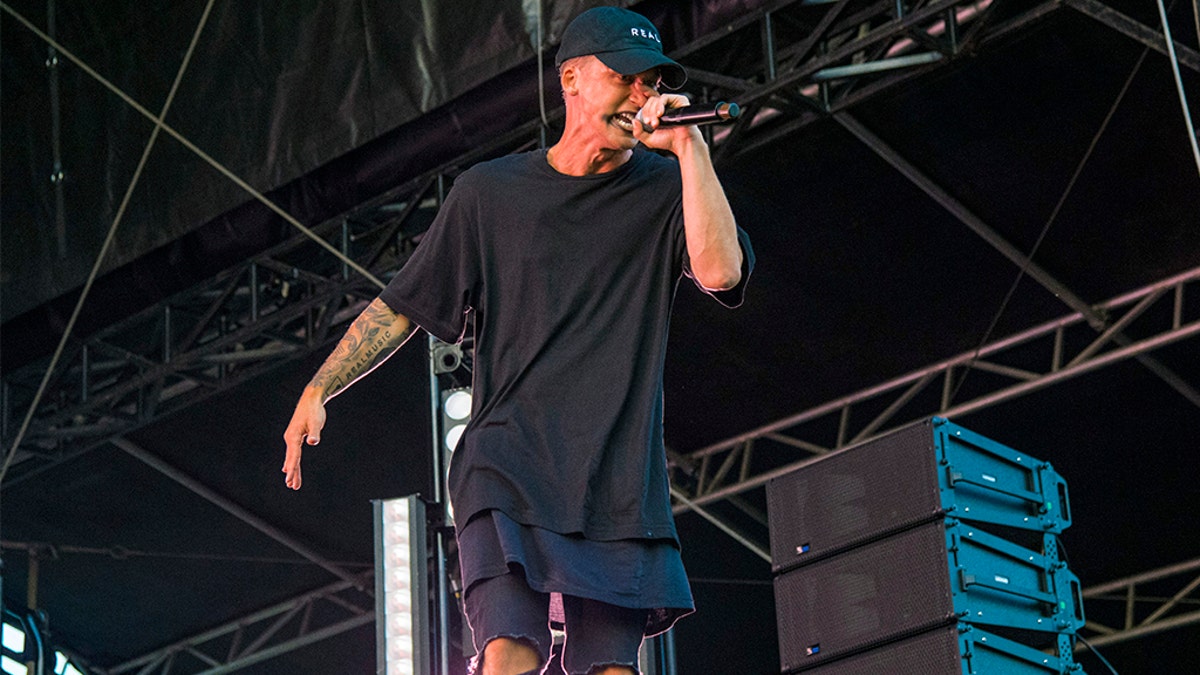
630, 79, 657, 103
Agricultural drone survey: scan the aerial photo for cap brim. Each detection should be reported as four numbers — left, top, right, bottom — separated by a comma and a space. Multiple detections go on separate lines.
595, 49, 687, 90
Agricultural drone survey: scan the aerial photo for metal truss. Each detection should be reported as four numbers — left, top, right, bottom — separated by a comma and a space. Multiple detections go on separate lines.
0, 0, 1054, 483
1063, 0, 1200, 75
100, 572, 375, 675
689, 0, 1059, 161
666, 0, 1200, 523
669, 265, 1200, 515
0, 175, 440, 487
1077, 556, 1200, 651
1, 0, 1064, 487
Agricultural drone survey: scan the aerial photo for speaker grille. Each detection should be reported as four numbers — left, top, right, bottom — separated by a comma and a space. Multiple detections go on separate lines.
767, 420, 941, 573
793, 624, 962, 674
774, 520, 955, 672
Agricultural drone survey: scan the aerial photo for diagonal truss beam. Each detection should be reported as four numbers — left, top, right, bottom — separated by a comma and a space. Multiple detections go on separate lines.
834, 111, 1200, 409
833, 113, 1097, 322
1077, 556, 1200, 650
102, 572, 374, 675
671, 265, 1200, 512
1063, 0, 1200, 74
111, 437, 362, 588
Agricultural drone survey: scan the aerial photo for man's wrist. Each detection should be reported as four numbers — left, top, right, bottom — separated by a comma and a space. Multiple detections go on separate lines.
672, 129, 709, 157
302, 383, 330, 404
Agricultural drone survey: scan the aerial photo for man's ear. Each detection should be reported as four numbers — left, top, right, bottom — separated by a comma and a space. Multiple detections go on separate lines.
560, 59, 580, 96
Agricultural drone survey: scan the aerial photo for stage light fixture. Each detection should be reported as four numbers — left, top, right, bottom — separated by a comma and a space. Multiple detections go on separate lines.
441, 387, 472, 452
443, 389, 471, 420
374, 495, 431, 675
1, 617, 26, 675
0, 623, 22, 657
1, 656, 26, 675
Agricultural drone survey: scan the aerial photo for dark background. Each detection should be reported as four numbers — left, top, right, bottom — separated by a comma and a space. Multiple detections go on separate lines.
3, 0, 1199, 673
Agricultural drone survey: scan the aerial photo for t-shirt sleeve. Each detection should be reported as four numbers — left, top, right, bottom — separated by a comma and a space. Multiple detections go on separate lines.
682, 224, 755, 308
378, 177, 481, 343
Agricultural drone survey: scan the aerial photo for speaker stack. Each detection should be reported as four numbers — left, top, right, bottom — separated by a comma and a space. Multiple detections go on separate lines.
767, 417, 1086, 674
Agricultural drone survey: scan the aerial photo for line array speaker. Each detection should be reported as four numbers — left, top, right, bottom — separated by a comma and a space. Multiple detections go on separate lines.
768, 418, 1084, 674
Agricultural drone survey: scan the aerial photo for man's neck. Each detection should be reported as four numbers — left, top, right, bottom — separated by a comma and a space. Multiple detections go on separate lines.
547, 129, 633, 176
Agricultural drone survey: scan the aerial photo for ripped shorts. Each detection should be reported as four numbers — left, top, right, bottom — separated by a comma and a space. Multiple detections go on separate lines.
464, 569, 646, 675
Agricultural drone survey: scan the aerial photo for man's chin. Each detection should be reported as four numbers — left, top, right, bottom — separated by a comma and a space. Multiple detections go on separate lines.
610, 124, 640, 144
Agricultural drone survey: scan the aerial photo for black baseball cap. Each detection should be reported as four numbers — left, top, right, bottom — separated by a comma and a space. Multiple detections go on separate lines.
555, 7, 687, 89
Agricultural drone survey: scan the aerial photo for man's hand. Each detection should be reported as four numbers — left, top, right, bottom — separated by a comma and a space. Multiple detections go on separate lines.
282, 388, 326, 490
633, 93, 702, 154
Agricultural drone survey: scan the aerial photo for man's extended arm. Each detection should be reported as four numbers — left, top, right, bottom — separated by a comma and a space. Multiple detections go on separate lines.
635, 94, 744, 291
282, 297, 415, 489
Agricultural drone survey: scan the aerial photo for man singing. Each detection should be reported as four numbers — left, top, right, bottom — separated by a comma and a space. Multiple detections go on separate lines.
282, 7, 754, 674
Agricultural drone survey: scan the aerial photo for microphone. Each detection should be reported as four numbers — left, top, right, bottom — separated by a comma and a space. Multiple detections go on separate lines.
640, 101, 741, 128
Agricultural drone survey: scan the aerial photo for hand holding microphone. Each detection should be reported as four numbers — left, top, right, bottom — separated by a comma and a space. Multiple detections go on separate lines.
636, 101, 741, 131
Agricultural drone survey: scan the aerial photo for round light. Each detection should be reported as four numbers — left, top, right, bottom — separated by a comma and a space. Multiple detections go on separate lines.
444, 390, 472, 420
445, 423, 466, 451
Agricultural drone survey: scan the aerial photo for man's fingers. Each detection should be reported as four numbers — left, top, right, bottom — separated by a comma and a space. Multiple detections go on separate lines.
282, 423, 306, 490
285, 462, 302, 490
282, 438, 303, 489
282, 393, 325, 490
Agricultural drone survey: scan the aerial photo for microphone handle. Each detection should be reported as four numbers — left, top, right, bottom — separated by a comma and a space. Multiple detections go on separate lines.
656, 101, 741, 127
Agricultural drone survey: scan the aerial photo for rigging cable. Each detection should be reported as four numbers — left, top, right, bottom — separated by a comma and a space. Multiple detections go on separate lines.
946, 41, 1154, 407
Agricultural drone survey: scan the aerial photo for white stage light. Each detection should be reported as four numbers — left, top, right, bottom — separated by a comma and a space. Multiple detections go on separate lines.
374, 495, 431, 675
0, 624, 22, 655
441, 387, 472, 453
1, 656, 27, 675
443, 390, 471, 420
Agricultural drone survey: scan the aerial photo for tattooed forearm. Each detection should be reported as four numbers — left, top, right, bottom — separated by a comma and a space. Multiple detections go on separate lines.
308, 298, 414, 400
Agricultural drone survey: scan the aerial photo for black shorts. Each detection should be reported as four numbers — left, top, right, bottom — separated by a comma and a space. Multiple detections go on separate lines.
464, 569, 646, 675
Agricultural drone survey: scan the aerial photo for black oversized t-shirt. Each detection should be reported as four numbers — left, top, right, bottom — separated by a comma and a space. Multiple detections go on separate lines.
379, 148, 753, 543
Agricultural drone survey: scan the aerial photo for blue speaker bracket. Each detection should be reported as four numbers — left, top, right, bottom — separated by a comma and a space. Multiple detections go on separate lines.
933, 417, 1071, 534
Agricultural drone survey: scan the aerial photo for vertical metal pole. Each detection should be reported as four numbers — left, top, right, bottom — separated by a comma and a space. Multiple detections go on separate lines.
219, 315, 229, 383
26, 550, 39, 610
434, 376, 452, 675
80, 345, 89, 402
47, 0, 67, 259
2, 381, 9, 439
24, 565, 40, 673
427, 341, 449, 542
761, 12, 777, 82
638, 630, 678, 675
429, 171, 453, 675
1174, 283, 1184, 330
341, 220, 350, 281
163, 305, 172, 362
250, 263, 260, 323
818, 41, 831, 110
944, 6, 959, 53
663, 628, 677, 675
535, 0, 549, 151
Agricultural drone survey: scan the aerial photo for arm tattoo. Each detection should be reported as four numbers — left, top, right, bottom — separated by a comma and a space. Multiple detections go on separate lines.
309, 300, 414, 398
